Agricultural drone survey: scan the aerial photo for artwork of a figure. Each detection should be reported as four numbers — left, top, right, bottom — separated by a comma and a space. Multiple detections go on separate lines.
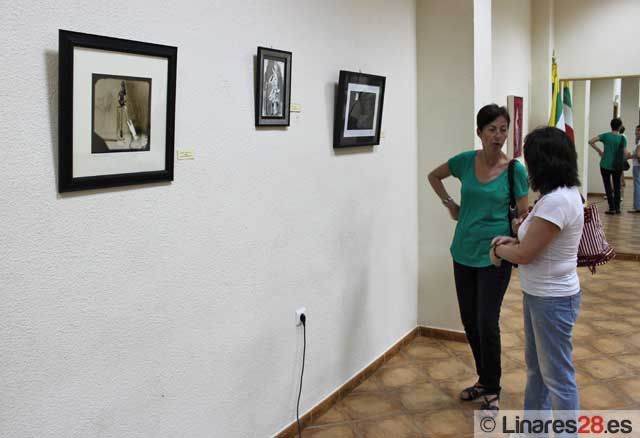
117, 81, 128, 139
92, 75, 151, 153
347, 91, 376, 130
262, 59, 284, 117
514, 96, 523, 158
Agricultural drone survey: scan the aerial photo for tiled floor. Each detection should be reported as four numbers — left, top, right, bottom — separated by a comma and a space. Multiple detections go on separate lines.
302, 260, 640, 437
588, 181, 640, 255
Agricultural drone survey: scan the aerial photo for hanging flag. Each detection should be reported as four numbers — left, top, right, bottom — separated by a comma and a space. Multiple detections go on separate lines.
563, 82, 574, 142
548, 57, 565, 130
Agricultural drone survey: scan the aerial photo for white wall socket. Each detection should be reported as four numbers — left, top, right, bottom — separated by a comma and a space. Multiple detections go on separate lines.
296, 307, 306, 326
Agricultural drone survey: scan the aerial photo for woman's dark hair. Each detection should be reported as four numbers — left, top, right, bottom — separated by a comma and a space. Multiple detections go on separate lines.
476, 104, 510, 131
610, 118, 623, 130
524, 127, 580, 194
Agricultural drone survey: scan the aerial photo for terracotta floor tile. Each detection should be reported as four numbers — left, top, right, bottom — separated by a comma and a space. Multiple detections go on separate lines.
355, 414, 421, 438
375, 365, 426, 390
580, 384, 631, 410
403, 341, 451, 362
399, 381, 457, 412
414, 409, 474, 436
419, 357, 476, 382
578, 357, 632, 380
591, 336, 634, 355
613, 378, 640, 403
503, 348, 525, 364
340, 393, 403, 420
382, 351, 411, 368
351, 375, 382, 394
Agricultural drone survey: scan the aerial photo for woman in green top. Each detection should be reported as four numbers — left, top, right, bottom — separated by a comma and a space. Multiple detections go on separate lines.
428, 104, 529, 411
588, 118, 627, 214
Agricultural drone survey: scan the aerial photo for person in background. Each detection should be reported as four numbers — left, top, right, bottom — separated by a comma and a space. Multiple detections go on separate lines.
490, 127, 583, 430
428, 104, 529, 412
588, 118, 626, 214
629, 124, 640, 213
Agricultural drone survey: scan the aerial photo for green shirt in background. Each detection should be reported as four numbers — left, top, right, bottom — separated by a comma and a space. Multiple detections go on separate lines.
447, 150, 529, 268
598, 132, 626, 171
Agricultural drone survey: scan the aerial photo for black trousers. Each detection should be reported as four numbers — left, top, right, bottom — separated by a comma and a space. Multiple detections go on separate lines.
453, 261, 512, 395
600, 167, 622, 212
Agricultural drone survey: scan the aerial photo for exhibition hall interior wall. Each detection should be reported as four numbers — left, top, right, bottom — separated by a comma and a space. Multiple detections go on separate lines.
1, 1, 418, 436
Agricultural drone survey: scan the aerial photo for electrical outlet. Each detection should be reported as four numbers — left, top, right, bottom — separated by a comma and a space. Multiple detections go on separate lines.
296, 307, 306, 326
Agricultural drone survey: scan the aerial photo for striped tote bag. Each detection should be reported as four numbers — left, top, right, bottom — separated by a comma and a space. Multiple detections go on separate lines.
577, 203, 615, 273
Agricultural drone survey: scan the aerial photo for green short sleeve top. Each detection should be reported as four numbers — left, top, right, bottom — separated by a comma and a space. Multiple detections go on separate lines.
447, 150, 529, 267
598, 132, 627, 171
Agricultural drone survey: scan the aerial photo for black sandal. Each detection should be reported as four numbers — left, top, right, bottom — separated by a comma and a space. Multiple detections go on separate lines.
480, 394, 500, 412
459, 384, 488, 401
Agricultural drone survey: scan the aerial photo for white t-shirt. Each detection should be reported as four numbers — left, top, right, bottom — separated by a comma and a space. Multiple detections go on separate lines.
517, 186, 584, 297
633, 139, 640, 167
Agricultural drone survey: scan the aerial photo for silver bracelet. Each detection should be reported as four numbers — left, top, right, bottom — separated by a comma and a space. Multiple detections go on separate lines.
442, 196, 453, 206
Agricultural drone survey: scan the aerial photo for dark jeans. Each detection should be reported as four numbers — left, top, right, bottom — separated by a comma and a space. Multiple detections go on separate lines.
600, 167, 622, 212
453, 261, 512, 395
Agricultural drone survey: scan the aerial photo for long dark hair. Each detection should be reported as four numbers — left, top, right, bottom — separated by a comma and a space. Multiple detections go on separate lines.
524, 127, 580, 195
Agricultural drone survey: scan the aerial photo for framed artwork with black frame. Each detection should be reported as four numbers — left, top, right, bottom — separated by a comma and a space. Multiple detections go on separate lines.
58, 30, 177, 192
255, 47, 292, 127
333, 70, 386, 148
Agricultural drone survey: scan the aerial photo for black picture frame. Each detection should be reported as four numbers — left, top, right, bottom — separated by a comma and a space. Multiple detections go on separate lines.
58, 30, 177, 192
255, 47, 292, 127
333, 70, 386, 148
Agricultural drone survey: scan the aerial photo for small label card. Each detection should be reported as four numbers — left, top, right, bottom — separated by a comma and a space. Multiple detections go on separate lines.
177, 149, 195, 160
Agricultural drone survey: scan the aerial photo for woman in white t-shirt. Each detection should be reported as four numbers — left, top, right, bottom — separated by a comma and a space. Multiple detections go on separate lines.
489, 127, 584, 416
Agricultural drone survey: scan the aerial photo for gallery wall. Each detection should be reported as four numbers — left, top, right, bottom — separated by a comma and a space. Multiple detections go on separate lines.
491, 0, 531, 146
0, 1, 418, 437
587, 79, 615, 194
555, 0, 640, 80
417, 0, 474, 331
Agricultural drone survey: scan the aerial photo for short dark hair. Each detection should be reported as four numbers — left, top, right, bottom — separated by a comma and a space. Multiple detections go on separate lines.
610, 118, 623, 130
524, 127, 581, 195
476, 104, 510, 131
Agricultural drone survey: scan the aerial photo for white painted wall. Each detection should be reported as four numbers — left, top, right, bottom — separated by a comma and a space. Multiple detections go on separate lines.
555, 0, 640, 80
587, 79, 615, 194
0, 1, 418, 437
491, 0, 531, 155
621, 77, 639, 178
417, 0, 474, 332
474, 0, 493, 149
572, 80, 591, 198
530, 0, 554, 130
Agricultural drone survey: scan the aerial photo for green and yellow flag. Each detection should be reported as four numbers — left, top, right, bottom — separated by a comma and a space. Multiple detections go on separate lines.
548, 57, 565, 130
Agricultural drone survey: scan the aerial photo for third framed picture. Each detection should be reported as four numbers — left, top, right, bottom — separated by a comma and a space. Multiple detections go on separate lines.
333, 70, 386, 148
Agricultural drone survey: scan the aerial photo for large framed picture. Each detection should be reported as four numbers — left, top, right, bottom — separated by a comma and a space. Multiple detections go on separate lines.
333, 70, 386, 148
507, 95, 523, 159
58, 30, 177, 192
255, 47, 292, 127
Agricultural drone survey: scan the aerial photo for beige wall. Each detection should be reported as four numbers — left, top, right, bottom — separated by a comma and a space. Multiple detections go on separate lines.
588, 79, 615, 193
491, 0, 531, 156
555, 0, 640, 80
417, 0, 475, 331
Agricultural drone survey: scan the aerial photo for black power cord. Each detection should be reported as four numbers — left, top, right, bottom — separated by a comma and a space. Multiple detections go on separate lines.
296, 313, 306, 438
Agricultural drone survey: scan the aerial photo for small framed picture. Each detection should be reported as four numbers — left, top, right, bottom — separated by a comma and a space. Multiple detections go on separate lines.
333, 70, 386, 148
255, 47, 292, 127
507, 95, 523, 159
58, 30, 177, 192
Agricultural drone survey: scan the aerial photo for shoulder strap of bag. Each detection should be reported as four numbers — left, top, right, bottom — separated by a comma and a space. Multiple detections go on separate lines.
508, 159, 517, 236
